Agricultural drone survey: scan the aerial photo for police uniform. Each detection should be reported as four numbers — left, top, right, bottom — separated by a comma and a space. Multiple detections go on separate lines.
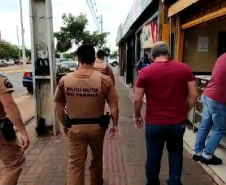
54, 69, 119, 185
94, 58, 115, 85
0, 76, 25, 185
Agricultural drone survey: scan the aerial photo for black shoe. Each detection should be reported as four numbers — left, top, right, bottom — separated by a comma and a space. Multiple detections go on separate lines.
201, 155, 222, 165
99, 178, 104, 185
193, 154, 202, 161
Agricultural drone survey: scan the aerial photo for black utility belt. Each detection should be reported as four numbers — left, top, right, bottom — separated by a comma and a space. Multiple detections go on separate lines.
69, 118, 101, 125
0, 118, 16, 142
66, 114, 111, 129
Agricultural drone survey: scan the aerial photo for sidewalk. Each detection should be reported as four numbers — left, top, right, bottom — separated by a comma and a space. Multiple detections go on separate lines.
0, 70, 218, 185
1, 65, 32, 74
117, 76, 217, 185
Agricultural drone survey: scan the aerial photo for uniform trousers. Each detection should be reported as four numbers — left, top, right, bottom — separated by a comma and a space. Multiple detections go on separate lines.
0, 132, 25, 185
67, 124, 105, 185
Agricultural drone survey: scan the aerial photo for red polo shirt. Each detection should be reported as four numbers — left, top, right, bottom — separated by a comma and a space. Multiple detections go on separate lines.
136, 60, 194, 125
204, 53, 226, 104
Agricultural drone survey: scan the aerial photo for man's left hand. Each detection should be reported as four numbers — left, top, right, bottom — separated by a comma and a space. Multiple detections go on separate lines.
134, 116, 144, 130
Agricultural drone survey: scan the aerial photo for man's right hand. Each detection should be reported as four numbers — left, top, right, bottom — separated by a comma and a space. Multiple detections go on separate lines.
20, 131, 30, 151
109, 126, 118, 137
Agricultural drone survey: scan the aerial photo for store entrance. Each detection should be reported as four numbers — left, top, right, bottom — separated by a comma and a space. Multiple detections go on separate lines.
126, 39, 134, 84
217, 31, 226, 57
183, 19, 226, 74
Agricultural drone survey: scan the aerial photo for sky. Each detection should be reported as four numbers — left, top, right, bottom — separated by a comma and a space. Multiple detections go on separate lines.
0, 0, 133, 51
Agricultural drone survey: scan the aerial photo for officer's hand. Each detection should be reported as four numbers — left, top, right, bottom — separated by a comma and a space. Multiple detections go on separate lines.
109, 126, 118, 137
20, 132, 30, 151
134, 117, 144, 131
63, 127, 69, 136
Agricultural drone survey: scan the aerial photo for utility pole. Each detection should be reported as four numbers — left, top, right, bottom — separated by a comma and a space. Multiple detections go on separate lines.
100, 15, 103, 34
16, 26, 21, 61
29, 0, 59, 136
19, 0, 26, 66
85, 0, 100, 32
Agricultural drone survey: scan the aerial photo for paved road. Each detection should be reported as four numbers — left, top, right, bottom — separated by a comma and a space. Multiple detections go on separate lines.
7, 72, 28, 97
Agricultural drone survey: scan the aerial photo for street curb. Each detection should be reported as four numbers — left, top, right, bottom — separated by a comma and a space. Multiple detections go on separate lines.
14, 92, 29, 99
5, 69, 31, 74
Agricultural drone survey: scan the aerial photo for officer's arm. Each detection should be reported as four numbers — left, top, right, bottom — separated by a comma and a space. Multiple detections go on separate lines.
54, 79, 67, 126
0, 92, 27, 135
106, 81, 119, 127
55, 102, 66, 126
108, 102, 119, 127
107, 65, 115, 85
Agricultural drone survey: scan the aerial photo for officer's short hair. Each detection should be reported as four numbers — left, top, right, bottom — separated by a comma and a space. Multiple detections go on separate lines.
151, 41, 169, 59
97, 50, 105, 59
76, 43, 95, 65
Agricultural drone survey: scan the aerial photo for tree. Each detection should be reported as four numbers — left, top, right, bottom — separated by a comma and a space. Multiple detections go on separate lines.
25, 49, 31, 59
102, 47, 110, 56
0, 41, 19, 59
62, 53, 74, 59
55, 13, 109, 52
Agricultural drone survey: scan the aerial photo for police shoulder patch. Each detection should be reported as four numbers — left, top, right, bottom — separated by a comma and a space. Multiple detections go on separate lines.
4, 79, 13, 88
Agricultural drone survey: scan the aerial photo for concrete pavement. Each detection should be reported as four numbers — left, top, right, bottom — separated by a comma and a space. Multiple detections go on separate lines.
2, 65, 31, 74
8, 73, 28, 97
15, 94, 34, 123
0, 69, 218, 185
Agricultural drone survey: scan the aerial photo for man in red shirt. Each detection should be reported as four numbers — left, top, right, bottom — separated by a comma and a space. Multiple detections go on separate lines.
193, 53, 226, 165
134, 41, 198, 185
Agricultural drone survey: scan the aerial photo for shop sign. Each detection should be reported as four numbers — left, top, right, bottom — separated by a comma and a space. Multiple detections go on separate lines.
140, 21, 158, 49
122, 6, 134, 37
116, 24, 122, 44
198, 37, 209, 52
133, 0, 153, 20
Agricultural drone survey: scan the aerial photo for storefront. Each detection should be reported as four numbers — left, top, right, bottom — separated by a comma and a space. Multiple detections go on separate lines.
117, 0, 162, 88
132, 16, 159, 85
168, 0, 226, 147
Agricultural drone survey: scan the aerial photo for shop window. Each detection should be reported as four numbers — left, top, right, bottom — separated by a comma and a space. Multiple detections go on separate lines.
217, 31, 226, 58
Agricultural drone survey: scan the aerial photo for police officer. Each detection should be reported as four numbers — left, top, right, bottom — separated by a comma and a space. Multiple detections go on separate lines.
94, 49, 115, 84
0, 75, 30, 185
54, 43, 119, 185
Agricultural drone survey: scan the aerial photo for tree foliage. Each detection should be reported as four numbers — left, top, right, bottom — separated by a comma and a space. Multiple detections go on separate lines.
0, 40, 31, 59
55, 13, 109, 52
102, 47, 110, 56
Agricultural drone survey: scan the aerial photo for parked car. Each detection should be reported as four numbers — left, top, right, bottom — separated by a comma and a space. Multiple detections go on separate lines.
0, 70, 8, 77
26, 59, 32, 64
15, 59, 22, 65
109, 58, 118, 67
8, 59, 15, 65
0, 60, 9, 67
22, 71, 33, 93
22, 62, 74, 93
61, 61, 78, 72
5, 60, 10, 66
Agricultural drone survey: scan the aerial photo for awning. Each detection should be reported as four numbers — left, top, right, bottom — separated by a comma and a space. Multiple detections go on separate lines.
168, 0, 200, 17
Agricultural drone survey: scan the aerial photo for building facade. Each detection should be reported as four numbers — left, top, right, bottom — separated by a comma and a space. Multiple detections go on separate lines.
116, 0, 161, 87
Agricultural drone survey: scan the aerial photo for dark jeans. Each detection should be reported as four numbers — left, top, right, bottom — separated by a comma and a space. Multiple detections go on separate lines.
145, 122, 186, 185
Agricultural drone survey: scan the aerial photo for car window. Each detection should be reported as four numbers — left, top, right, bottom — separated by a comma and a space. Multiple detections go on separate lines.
62, 62, 77, 68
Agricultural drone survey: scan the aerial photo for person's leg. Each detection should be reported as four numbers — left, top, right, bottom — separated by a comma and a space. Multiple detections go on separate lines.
166, 122, 185, 185
145, 124, 165, 185
67, 127, 88, 185
88, 126, 106, 185
201, 98, 226, 164
0, 133, 25, 185
193, 95, 213, 159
